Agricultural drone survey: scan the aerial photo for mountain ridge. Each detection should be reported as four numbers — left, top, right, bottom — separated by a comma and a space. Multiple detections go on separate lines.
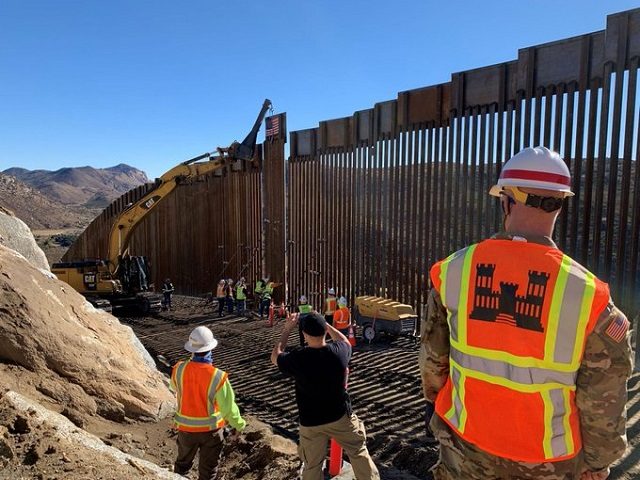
2, 163, 149, 207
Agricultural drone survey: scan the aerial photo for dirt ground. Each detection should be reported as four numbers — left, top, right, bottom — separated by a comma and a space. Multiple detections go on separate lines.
5, 294, 636, 479
122, 295, 640, 480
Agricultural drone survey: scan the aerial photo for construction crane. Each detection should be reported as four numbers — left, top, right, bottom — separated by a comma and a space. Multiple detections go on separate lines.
52, 99, 272, 313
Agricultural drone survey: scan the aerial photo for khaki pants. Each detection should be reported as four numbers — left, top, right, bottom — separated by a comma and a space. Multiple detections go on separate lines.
174, 429, 224, 480
298, 413, 380, 480
430, 415, 582, 480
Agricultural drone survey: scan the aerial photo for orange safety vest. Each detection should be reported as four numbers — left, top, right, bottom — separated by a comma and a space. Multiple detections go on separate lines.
334, 307, 351, 330
324, 297, 337, 315
430, 238, 609, 463
171, 360, 228, 432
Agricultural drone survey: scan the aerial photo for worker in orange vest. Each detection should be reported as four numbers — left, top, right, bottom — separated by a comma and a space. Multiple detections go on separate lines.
333, 296, 351, 336
215, 279, 226, 317
170, 326, 246, 480
323, 287, 338, 327
420, 147, 633, 480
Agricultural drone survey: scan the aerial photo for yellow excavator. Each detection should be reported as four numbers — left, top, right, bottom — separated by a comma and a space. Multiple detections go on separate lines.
52, 99, 272, 314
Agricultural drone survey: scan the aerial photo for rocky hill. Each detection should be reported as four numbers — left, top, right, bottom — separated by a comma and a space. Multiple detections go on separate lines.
0, 210, 300, 479
0, 173, 98, 230
3, 164, 149, 208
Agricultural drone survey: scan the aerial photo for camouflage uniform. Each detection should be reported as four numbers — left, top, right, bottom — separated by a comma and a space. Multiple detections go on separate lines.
419, 233, 633, 480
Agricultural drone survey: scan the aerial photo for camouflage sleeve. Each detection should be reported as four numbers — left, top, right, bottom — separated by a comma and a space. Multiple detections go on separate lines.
419, 288, 450, 402
575, 303, 633, 471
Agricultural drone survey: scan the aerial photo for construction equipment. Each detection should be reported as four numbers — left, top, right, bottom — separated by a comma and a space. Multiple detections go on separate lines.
52, 99, 272, 313
353, 296, 417, 342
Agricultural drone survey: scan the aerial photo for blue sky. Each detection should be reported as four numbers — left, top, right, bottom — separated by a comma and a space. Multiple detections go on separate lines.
1, 0, 638, 179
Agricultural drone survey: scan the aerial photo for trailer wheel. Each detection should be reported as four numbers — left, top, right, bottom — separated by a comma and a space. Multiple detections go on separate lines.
362, 323, 376, 342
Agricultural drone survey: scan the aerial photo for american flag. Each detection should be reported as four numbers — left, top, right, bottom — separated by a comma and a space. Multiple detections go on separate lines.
266, 115, 280, 139
605, 315, 630, 343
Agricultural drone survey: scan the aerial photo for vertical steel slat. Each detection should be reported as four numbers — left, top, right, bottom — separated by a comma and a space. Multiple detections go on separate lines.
329, 149, 336, 295
478, 107, 487, 242
388, 133, 398, 299
320, 150, 328, 302
382, 135, 391, 296
416, 123, 428, 318
557, 84, 572, 249
400, 127, 411, 302
348, 148, 355, 301
425, 126, 435, 270
514, 92, 524, 153
533, 87, 544, 148
593, 66, 613, 275
487, 106, 497, 239
604, 64, 626, 285
443, 119, 453, 253
450, 115, 460, 253
581, 79, 602, 266
459, 112, 470, 247
409, 126, 421, 308
543, 87, 554, 148
572, 84, 587, 255
435, 126, 445, 261
338, 150, 344, 299
374, 139, 383, 296
617, 61, 638, 306
469, 108, 479, 245
629, 98, 640, 316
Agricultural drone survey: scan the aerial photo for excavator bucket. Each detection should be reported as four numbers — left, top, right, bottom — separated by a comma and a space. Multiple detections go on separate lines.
231, 99, 272, 161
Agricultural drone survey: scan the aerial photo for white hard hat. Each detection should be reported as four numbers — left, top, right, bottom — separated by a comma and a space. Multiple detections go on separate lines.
299, 295, 308, 304
185, 326, 218, 353
328, 288, 336, 295
338, 296, 347, 307
489, 147, 573, 197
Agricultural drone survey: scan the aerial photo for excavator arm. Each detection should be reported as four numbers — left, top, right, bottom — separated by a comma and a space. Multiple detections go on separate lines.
107, 99, 272, 273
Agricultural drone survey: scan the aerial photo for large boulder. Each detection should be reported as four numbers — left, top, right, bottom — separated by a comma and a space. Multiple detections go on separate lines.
0, 210, 49, 271
0, 390, 182, 479
0, 243, 175, 421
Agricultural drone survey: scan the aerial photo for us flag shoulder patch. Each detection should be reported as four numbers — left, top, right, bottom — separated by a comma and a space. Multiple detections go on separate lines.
605, 315, 630, 343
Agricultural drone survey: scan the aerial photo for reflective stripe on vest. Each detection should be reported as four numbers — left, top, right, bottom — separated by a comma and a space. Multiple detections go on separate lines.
236, 285, 246, 300
334, 307, 351, 329
262, 284, 273, 299
434, 239, 605, 462
299, 304, 313, 314
173, 361, 226, 430
325, 297, 337, 314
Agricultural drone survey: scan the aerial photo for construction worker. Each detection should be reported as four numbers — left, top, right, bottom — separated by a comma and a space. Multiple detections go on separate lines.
324, 287, 338, 327
271, 312, 380, 480
297, 295, 313, 347
215, 279, 226, 317
225, 278, 234, 314
259, 279, 274, 318
254, 276, 267, 312
162, 277, 175, 311
170, 326, 246, 480
235, 277, 248, 316
420, 147, 633, 480
333, 296, 351, 337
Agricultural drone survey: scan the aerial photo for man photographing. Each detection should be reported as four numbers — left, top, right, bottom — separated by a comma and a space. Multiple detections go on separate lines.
271, 311, 379, 480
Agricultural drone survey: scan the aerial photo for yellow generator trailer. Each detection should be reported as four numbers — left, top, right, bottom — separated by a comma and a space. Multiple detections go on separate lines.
354, 296, 417, 342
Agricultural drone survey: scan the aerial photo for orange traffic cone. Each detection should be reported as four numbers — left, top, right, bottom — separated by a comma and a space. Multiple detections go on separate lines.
328, 438, 343, 475
268, 302, 275, 326
347, 324, 356, 346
